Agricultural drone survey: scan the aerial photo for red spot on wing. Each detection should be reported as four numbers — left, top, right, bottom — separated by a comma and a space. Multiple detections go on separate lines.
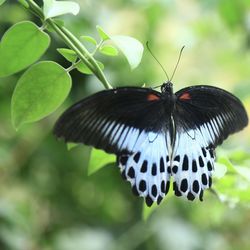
147, 93, 160, 101
179, 92, 191, 101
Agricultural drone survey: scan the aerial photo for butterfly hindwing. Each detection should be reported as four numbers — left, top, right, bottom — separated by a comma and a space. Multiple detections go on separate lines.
117, 131, 171, 206
172, 129, 215, 201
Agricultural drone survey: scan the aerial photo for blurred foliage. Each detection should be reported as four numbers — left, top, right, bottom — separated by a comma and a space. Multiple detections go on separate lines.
0, 0, 250, 250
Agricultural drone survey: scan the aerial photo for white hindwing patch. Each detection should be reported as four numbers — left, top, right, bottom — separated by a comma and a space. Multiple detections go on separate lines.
117, 131, 171, 206
172, 127, 215, 201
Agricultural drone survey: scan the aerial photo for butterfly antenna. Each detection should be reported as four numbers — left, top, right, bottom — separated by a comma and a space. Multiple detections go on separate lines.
146, 41, 170, 81
170, 46, 185, 81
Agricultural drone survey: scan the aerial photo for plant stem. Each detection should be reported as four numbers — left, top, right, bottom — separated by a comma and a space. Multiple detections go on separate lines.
24, 0, 44, 18
66, 59, 82, 72
59, 26, 112, 89
46, 20, 95, 72
91, 40, 103, 55
24, 0, 112, 89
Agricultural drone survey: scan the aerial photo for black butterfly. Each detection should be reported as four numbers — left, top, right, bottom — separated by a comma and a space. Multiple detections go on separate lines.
54, 82, 248, 206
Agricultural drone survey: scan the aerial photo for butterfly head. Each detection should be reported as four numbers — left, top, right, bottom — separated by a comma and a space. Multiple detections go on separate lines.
161, 81, 173, 94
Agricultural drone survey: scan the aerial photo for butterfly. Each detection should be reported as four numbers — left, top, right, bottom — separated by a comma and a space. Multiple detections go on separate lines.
53, 81, 248, 206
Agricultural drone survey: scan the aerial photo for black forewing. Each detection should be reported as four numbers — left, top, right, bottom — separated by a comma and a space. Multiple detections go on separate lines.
54, 87, 167, 154
175, 85, 248, 147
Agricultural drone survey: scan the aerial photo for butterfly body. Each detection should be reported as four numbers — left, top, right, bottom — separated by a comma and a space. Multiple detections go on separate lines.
54, 82, 248, 206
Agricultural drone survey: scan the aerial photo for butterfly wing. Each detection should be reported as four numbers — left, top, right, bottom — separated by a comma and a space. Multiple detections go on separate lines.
54, 87, 166, 153
171, 85, 248, 200
54, 87, 172, 206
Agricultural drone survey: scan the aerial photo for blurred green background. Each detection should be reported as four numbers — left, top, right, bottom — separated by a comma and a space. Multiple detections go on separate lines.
1, 0, 250, 249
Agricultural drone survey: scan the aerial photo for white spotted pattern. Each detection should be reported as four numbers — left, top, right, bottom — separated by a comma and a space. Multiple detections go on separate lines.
118, 131, 171, 206
172, 123, 216, 201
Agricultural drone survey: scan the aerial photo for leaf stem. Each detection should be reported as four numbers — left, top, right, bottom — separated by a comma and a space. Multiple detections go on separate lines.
24, 0, 112, 90
58, 26, 112, 89
66, 59, 82, 72
91, 40, 104, 56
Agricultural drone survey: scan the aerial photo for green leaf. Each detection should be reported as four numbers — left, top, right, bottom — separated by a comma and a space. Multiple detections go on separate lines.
96, 25, 110, 41
99, 44, 119, 56
235, 166, 250, 182
67, 143, 78, 150
43, 0, 80, 19
80, 35, 97, 46
17, 0, 29, 8
218, 0, 243, 30
76, 62, 93, 74
230, 148, 250, 162
110, 35, 144, 70
217, 155, 236, 173
214, 162, 227, 179
0, 0, 6, 6
88, 148, 115, 176
142, 202, 159, 221
57, 48, 77, 62
95, 26, 143, 68
76, 61, 104, 74
11, 61, 71, 129
0, 21, 50, 78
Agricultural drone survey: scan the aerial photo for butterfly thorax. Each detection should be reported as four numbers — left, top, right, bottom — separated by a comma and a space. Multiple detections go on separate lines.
161, 81, 176, 113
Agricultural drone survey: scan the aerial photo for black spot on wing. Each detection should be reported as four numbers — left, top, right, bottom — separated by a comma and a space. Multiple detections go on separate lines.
157, 195, 163, 205
151, 185, 157, 197
173, 182, 182, 197
133, 152, 141, 163
192, 180, 200, 193
174, 155, 180, 162
172, 165, 178, 174
160, 157, 165, 172
151, 163, 157, 176
199, 156, 204, 167
208, 176, 212, 187
202, 173, 208, 185
199, 190, 204, 201
165, 181, 170, 194
127, 167, 135, 178
145, 195, 154, 207
192, 160, 197, 172
182, 155, 189, 170
120, 155, 128, 165
180, 179, 188, 192
202, 148, 207, 157
207, 161, 213, 171
139, 180, 147, 192
140, 160, 148, 173
161, 180, 166, 193
167, 166, 171, 174
187, 192, 195, 201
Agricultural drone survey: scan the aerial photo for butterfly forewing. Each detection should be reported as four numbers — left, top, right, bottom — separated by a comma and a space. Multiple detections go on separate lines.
54, 87, 166, 153
175, 85, 248, 147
